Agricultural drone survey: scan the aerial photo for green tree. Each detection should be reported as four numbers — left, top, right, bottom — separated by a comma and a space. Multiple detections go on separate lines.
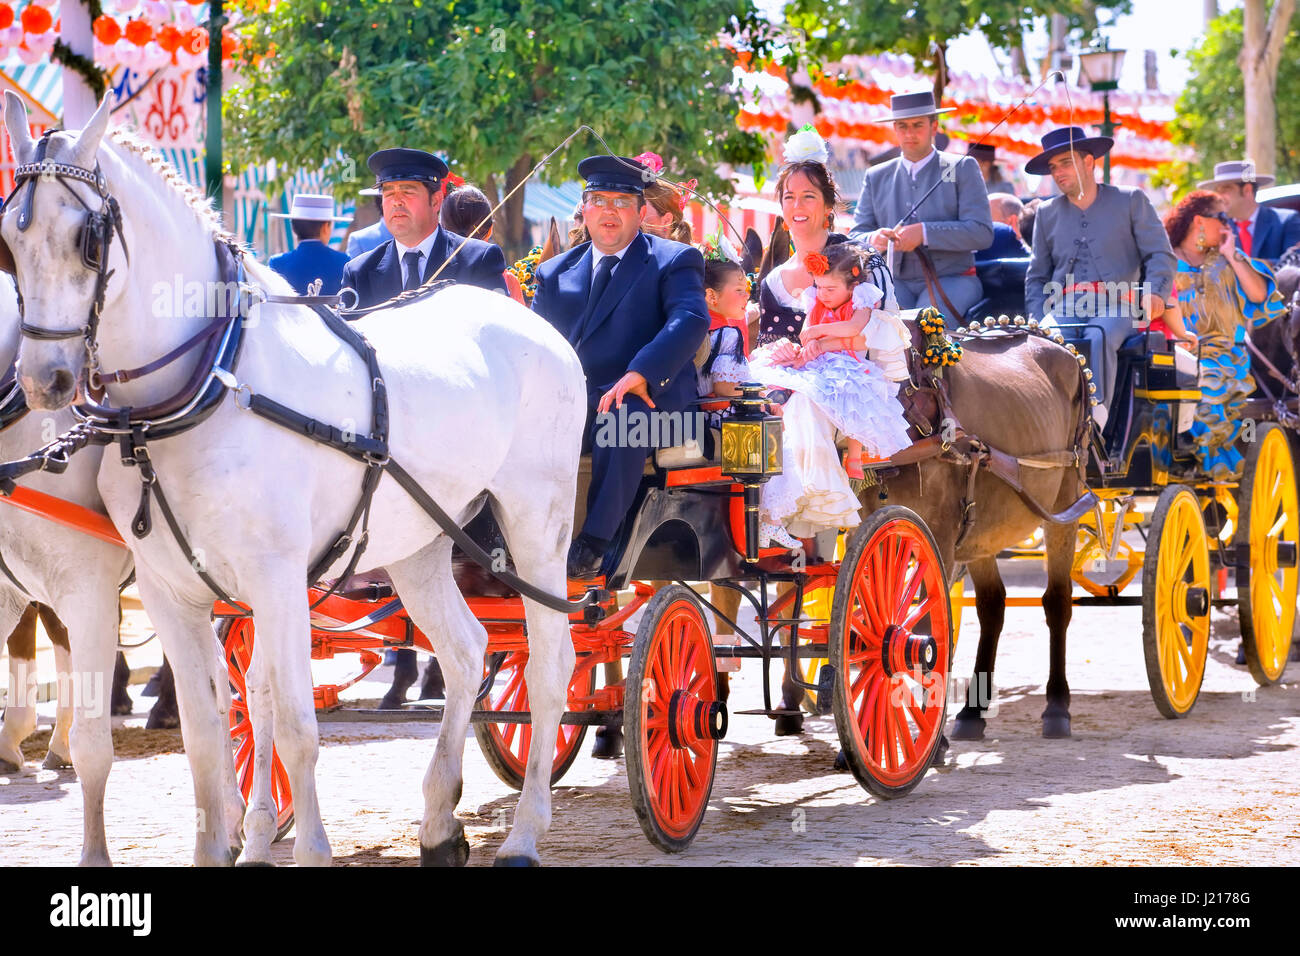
226, 0, 767, 258
778, 0, 1131, 100
1171, 6, 1300, 190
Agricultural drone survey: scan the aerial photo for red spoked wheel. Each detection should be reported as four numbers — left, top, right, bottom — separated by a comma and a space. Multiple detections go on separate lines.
474, 650, 595, 789
224, 618, 295, 841
829, 506, 951, 800
624, 585, 725, 853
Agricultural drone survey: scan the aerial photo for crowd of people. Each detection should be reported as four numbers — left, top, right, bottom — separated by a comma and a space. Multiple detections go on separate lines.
264, 88, 1297, 586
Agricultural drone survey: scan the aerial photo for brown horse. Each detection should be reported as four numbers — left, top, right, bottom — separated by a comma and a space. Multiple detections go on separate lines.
861, 327, 1093, 739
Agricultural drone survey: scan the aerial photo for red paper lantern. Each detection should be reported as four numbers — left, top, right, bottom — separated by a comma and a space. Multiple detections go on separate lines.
157, 24, 181, 53
93, 14, 121, 45
0, 4, 13, 31
221, 30, 236, 59
184, 26, 208, 54
20, 4, 53, 33
124, 18, 152, 46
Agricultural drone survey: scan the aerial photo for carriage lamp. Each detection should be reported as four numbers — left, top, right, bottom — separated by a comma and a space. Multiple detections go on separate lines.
721, 383, 783, 562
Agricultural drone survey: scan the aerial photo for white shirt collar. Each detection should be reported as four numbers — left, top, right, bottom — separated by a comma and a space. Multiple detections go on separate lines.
394, 226, 440, 264
900, 149, 938, 178
1241, 208, 1259, 229
591, 235, 636, 267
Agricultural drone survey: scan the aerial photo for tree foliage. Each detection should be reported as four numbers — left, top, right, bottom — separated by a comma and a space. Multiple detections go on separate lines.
1171, 6, 1300, 190
778, 0, 1131, 92
225, 0, 768, 255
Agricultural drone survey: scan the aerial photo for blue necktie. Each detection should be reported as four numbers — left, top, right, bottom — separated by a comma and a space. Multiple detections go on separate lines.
403, 250, 423, 291
575, 254, 615, 343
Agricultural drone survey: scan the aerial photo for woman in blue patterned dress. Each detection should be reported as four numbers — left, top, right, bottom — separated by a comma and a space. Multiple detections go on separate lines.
1164, 190, 1287, 480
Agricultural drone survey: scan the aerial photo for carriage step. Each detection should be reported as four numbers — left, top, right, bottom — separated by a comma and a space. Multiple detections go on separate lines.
732, 708, 804, 717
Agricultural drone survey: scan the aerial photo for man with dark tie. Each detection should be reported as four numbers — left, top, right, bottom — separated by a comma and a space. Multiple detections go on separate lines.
341, 147, 507, 309
531, 155, 709, 580
1199, 160, 1300, 266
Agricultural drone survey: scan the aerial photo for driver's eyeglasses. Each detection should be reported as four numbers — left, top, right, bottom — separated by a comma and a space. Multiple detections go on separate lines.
585, 195, 638, 211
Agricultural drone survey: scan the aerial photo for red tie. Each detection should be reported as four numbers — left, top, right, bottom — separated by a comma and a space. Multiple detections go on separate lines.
1236, 219, 1253, 257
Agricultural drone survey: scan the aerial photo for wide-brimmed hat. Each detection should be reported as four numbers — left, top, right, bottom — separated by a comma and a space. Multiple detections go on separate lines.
871, 91, 954, 123
966, 142, 997, 161
366, 148, 449, 188
269, 193, 351, 222
1197, 160, 1275, 191
578, 155, 651, 195
1025, 126, 1114, 176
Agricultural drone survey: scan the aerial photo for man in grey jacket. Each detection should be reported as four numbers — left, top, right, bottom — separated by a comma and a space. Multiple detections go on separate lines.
1024, 126, 1176, 419
850, 91, 994, 325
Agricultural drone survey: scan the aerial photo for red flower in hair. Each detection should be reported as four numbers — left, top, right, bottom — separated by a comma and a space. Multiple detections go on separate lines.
804, 252, 829, 276
445, 172, 465, 189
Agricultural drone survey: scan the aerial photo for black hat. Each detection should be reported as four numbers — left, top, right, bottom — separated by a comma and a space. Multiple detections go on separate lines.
366, 148, 449, 188
1025, 127, 1113, 176
578, 155, 651, 195
966, 142, 996, 161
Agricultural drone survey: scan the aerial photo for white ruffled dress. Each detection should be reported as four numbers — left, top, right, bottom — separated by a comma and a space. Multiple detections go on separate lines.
749, 278, 913, 539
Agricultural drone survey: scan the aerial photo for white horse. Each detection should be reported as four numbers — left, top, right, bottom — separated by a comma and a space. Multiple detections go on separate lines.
1, 92, 586, 866
0, 273, 236, 867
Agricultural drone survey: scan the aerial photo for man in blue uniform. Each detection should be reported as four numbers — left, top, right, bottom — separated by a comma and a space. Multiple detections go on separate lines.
268, 194, 352, 295
341, 148, 506, 309
1199, 160, 1300, 266
532, 156, 709, 580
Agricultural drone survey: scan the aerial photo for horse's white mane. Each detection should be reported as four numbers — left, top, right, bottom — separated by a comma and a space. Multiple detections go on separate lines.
100, 126, 246, 252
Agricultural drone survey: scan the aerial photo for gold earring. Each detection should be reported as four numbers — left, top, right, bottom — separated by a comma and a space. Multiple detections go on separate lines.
1195, 231, 1207, 251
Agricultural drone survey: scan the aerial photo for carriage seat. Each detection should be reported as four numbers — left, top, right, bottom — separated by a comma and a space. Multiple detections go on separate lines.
966, 256, 1031, 324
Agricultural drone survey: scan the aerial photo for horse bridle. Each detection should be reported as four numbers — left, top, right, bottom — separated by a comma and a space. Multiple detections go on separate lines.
0, 129, 128, 382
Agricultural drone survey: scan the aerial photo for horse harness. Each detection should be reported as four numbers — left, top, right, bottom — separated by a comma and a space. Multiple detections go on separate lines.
0, 147, 595, 616
882, 321, 1098, 548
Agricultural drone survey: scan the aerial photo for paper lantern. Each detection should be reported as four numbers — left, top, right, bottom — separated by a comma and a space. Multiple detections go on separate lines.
20, 4, 53, 33
16, 42, 42, 63
93, 14, 122, 44
183, 26, 207, 54
143, 0, 169, 19
157, 23, 180, 53
115, 0, 140, 12
124, 18, 152, 45
0, 5, 12, 31
31, 0, 57, 7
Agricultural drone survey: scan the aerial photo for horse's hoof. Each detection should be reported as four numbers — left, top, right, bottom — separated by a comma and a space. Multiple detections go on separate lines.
1042, 715, 1071, 739
236, 860, 275, 867
1235, 642, 1247, 666
930, 733, 951, 769
42, 751, 73, 771
950, 716, 986, 741
0, 756, 22, 773
377, 692, 406, 712
773, 712, 804, 736
493, 854, 540, 867
144, 702, 180, 730
832, 749, 848, 772
421, 833, 470, 867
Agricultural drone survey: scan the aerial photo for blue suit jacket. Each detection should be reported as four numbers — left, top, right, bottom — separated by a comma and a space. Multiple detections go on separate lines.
531, 232, 709, 411
345, 219, 393, 258
975, 222, 1030, 262
268, 240, 351, 296
341, 228, 507, 309
1240, 205, 1300, 264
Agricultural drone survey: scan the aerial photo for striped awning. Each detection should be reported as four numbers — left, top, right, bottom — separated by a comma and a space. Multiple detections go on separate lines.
524, 180, 583, 226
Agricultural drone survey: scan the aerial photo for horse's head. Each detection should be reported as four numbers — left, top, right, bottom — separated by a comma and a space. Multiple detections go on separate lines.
1, 91, 120, 410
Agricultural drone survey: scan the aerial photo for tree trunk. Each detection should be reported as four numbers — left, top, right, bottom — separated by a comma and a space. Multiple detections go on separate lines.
498, 155, 534, 263
1240, 0, 1296, 179
931, 41, 949, 104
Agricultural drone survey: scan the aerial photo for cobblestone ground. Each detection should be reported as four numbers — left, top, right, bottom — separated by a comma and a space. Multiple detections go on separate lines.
1, 564, 1297, 867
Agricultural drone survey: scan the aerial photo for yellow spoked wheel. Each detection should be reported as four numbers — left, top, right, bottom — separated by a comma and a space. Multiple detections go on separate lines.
799, 534, 845, 713
1141, 486, 1211, 718
1235, 423, 1299, 685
